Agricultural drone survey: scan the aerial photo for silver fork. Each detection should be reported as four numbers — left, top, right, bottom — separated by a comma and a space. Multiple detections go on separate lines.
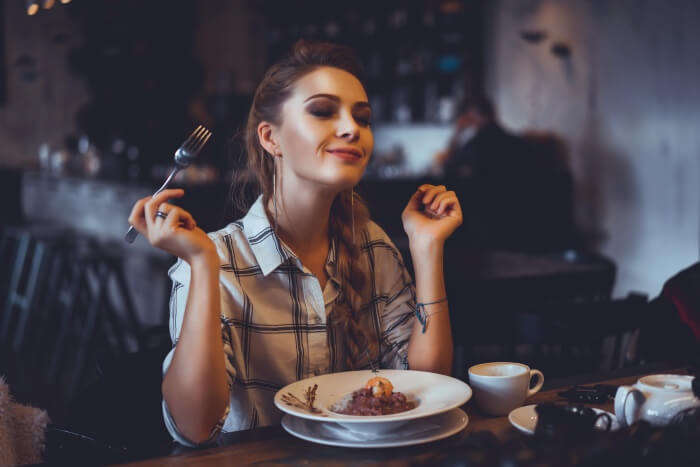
124, 125, 212, 244
364, 348, 379, 373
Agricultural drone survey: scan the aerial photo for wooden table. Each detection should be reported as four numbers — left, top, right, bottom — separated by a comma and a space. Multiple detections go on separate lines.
120, 369, 690, 466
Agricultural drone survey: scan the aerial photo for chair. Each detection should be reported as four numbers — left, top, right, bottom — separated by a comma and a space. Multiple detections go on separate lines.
44, 239, 144, 396
449, 249, 618, 379
0, 228, 147, 414
0, 225, 75, 411
45, 332, 174, 465
0, 225, 73, 348
637, 262, 700, 367
511, 292, 649, 378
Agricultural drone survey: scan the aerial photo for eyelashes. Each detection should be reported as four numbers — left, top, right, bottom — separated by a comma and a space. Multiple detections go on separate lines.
306, 105, 372, 127
356, 116, 372, 126
307, 107, 334, 118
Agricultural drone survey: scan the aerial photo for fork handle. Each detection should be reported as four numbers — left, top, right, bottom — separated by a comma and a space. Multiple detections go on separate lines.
124, 225, 140, 243
153, 166, 181, 197
124, 167, 182, 244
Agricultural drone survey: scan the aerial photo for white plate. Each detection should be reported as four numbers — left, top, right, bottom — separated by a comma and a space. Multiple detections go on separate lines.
282, 408, 469, 448
508, 404, 620, 435
274, 370, 472, 434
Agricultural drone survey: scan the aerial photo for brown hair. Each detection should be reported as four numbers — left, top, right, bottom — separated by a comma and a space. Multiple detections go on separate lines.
238, 40, 376, 370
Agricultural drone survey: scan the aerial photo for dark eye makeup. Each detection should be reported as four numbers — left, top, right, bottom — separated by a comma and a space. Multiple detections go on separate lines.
305, 101, 372, 126
306, 102, 335, 118
354, 112, 372, 126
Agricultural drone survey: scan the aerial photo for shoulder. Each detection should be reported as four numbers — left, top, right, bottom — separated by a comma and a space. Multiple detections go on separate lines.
207, 221, 266, 268
206, 221, 246, 252
364, 220, 395, 246
168, 221, 251, 285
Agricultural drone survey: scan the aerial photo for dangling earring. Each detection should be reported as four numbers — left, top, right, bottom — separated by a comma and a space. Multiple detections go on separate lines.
273, 165, 278, 233
351, 188, 355, 244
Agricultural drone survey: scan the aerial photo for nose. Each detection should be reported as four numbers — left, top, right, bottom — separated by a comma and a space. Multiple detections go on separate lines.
336, 110, 360, 141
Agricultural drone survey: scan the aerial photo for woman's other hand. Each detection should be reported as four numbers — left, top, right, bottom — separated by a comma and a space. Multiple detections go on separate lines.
401, 184, 463, 251
128, 189, 217, 264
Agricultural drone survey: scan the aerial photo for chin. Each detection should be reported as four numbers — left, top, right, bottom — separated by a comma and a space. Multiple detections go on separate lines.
321, 168, 366, 191
336, 173, 365, 190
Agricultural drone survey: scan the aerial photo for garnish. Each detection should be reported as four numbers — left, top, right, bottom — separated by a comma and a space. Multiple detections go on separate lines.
281, 384, 322, 414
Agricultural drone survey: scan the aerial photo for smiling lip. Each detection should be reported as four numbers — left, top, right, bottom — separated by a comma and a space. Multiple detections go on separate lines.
327, 148, 363, 161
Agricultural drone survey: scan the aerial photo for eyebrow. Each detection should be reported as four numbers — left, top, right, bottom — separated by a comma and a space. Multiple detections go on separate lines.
304, 93, 371, 110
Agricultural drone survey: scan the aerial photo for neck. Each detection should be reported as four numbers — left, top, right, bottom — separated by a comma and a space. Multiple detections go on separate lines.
268, 173, 340, 257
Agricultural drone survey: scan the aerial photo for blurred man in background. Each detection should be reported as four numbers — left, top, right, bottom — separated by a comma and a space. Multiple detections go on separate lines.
432, 95, 576, 252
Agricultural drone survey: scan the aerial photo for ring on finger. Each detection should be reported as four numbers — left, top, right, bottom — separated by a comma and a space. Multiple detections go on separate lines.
155, 210, 168, 220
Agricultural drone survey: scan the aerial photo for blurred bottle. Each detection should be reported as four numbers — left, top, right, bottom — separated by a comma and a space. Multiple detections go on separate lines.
369, 93, 386, 123
392, 85, 412, 123
77, 134, 101, 177
424, 80, 439, 122
38, 143, 51, 173
126, 144, 141, 181
50, 147, 70, 176
433, 0, 466, 124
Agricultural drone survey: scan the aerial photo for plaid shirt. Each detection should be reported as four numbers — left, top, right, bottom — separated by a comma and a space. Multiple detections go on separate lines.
162, 195, 416, 446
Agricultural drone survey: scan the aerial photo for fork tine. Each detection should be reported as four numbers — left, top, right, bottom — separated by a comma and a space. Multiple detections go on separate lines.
191, 130, 212, 155
185, 126, 209, 152
182, 125, 205, 150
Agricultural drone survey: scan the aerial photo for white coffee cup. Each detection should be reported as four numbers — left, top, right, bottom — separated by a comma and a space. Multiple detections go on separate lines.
468, 362, 544, 416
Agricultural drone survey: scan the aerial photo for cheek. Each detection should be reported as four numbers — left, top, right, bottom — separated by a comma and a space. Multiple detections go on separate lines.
280, 119, 327, 158
364, 131, 374, 155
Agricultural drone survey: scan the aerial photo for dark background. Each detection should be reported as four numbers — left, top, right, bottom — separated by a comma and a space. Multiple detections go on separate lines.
0, 1, 698, 462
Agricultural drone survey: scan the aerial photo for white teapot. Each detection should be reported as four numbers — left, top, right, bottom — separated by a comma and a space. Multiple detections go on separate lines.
615, 374, 699, 427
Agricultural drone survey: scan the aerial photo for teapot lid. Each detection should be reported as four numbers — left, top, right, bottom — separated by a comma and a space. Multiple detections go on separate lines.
638, 374, 693, 391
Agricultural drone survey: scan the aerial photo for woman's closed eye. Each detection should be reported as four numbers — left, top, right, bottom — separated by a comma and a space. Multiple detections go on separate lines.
354, 112, 372, 127
307, 103, 335, 118
306, 104, 372, 127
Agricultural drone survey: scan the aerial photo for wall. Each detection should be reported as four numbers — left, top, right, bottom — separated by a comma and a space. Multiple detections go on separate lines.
372, 123, 452, 176
485, 0, 700, 297
0, 0, 267, 170
194, 0, 266, 97
0, 1, 88, 168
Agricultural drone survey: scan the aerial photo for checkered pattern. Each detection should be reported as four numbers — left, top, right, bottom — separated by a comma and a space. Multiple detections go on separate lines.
162, 195, 416, 446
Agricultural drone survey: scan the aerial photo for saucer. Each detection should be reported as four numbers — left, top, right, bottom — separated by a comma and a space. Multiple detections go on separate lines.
282, 407, 468, 448
508, 404, 620, 435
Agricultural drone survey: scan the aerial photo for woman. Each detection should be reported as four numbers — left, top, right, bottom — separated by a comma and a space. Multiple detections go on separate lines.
127, 40, 462, 446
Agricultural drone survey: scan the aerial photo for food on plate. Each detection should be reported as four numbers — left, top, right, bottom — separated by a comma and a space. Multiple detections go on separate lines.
332, 376, 416, 415
281, 384, 323, 414
366, 376, 393, 397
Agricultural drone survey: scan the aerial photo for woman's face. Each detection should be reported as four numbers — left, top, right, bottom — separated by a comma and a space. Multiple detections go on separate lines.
272, 66, 373, 192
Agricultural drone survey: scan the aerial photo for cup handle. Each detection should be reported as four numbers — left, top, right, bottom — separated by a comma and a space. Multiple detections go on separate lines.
527, 369, 544, 397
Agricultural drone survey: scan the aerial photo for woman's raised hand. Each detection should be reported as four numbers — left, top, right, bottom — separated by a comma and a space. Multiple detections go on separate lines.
401, 184, 463, 250
128, 189, 217, 264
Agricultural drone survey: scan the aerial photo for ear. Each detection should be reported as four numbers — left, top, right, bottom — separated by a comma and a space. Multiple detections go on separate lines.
257, 121, 281, 157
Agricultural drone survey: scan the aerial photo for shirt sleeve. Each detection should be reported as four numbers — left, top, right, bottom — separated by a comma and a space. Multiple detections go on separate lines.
369, 225, 416, 370
161, 255, 232, 447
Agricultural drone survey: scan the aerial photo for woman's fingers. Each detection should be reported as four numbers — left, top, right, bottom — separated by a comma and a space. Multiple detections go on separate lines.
420, 185, 447, 207
406, 184, 461, 220
431, 191, 457, 215
128, 196, 151, 233
162, 208, 180, 232
163, 205, 196, 231
144, 189, 185, 231
406, 185, 429, 210
178, 208, 196, 230
441, 196, 463, 220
